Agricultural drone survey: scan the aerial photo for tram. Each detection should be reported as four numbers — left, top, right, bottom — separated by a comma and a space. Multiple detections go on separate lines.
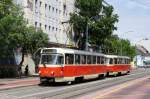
38, 48, 107, 83
38, 48, 131, 83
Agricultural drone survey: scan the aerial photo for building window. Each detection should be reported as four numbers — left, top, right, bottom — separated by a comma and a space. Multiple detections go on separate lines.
49, 26, 51, 31
52, 7, 54, 12
45, 4, 47, 16
35, 0, 38, 5
45, 4, 47, 9
45, 25, 47, 30
59, 10, 61, 14
40, 1, 42, 7
56, 8, 58, 13
49, 5, 51, 11
52, 27, 54, 31
35, 22, 38, 28
40, 23, 42, 28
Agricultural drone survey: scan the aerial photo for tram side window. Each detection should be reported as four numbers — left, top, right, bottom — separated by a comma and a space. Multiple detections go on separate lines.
75, 54, 80, 64
129, 59, 131, 64
81, 55, 86, 64
120, 59, 122, 64
65, 54, 74, 64
87, 55, 92, 64
122, 59, 125, 64
97, 56, 100, 64
101, 57, 105, 64
117, 58, 120, 64
114, 58, 118, 64
93, 56, 96, 64
127, 59, 130, 64
125, 59, 127, 64
109, 58, 113, 64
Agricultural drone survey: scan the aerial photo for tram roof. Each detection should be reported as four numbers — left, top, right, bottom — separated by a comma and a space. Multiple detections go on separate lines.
105, 55, 130, 59
41, 47, 104, 56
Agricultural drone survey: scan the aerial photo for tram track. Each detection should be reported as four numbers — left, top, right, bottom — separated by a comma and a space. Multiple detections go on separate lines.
0, 69, 149, 99
8, 69, 149, 99
44, 71, 150, 99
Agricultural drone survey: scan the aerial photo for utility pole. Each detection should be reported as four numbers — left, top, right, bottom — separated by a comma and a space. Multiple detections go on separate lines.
85, 21, 89, 51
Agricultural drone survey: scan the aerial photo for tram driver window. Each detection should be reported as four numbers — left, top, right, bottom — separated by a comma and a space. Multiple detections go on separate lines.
57, 56, 64, 65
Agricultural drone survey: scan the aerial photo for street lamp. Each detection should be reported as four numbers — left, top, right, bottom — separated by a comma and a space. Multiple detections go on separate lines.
135, 38, 149, 45
85, 16, 101, 51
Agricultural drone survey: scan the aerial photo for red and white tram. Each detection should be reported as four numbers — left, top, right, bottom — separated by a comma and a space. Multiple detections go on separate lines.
38, 48, 131, 83
105, 55, 131, 76
38, 48, 107, 83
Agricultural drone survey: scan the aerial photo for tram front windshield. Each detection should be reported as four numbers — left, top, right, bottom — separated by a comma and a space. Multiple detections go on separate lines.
41, 54, 64, 65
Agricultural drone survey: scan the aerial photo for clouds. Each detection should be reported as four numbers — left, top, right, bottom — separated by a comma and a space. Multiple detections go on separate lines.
106, 0, 150, 50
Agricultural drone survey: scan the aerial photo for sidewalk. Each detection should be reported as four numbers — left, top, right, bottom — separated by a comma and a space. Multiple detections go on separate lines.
0, 77, 40, 90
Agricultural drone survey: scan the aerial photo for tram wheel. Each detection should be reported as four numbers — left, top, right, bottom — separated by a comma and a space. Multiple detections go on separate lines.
75, 77, 83, 83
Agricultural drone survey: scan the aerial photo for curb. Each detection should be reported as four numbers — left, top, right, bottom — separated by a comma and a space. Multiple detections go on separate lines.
0, 79, 39, 91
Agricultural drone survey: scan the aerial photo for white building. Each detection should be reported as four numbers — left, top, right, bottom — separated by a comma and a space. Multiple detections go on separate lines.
14, 0, 75, 46
13, 0, 75, 75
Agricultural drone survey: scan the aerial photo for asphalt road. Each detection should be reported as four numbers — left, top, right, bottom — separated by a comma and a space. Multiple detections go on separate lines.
0, 68, 150, 99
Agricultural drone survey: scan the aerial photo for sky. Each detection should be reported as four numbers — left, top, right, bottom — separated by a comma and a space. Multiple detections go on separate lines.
105, 0, 150, 51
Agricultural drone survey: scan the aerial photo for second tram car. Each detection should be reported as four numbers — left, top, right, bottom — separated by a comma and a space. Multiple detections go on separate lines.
105, 55, 131, 76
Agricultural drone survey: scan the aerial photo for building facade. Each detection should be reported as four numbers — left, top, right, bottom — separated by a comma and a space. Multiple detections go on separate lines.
134, 45, 150, 67
14, 0, 75, 46
13, 0, 75, 75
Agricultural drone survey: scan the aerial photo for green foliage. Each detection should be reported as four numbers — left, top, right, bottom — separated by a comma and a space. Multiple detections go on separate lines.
102, 35, 136, 58
75, 0, 103, 17
0, 1, 49, 59
69, 0, 136, 58
70, 0, 118, 50
0, 66, 17, 78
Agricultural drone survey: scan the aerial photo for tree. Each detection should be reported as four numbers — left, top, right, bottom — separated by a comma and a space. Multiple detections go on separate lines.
103, 35, 136, 59
0, 0, 49, 65
70, 0, 118, 50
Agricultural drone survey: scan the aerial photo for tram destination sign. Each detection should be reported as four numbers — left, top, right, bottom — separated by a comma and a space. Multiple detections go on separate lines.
42, 49, 57, 53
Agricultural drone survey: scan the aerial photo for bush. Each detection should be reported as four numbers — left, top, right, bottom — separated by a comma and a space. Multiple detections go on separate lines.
0, 65, 17, 78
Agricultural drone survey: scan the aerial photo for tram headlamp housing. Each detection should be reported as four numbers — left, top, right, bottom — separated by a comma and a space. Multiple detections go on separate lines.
51, 71, 54, 75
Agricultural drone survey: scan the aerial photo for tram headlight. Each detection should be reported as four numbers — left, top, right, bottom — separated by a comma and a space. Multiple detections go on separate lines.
51, 71, 54, 75
38, 70, 41, 74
